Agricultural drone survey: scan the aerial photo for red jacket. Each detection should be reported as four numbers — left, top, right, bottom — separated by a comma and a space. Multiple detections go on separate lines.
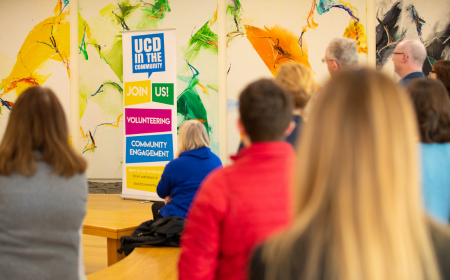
178, 142, 295, 280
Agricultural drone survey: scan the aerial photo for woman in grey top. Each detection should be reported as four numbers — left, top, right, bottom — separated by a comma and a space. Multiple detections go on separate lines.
0, 86, 88, 280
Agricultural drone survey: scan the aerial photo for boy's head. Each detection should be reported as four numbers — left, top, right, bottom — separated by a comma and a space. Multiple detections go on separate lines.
238, 79, 293, 143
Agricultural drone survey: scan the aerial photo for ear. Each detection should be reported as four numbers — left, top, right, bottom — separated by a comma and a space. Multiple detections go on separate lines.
332, 61, 339, 71
237, 119, 252, 147
284, 120, 296, 136
401, 53, 409, 63
237, 119, 246, 136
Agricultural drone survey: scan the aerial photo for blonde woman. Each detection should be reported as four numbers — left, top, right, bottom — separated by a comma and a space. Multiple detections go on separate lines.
249, 69, 450, 280
238, 62, 316, 151
275, 62, 316, 146
153, 120, 222, 220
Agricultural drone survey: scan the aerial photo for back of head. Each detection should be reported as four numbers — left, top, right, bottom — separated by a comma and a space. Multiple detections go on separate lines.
177, 120, 210, 156
401, 40, 427, 67
406, 78, 450, 143
327, 37, 359, 69
264, 69, 440, 280
433, 60, 450, 94
0, 86, 86, 177
275, 62, 316, 109
239, 79, 293, 142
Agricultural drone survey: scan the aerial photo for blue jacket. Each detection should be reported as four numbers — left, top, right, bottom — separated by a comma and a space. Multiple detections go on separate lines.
400, 71, 425, 86
421, 143, 450, 223
156, 147, 222, 218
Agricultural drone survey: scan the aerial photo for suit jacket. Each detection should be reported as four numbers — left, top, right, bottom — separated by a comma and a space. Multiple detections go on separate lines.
400, 71, 425, 86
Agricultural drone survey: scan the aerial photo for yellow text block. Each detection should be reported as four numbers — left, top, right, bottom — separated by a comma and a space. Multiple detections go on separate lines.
126, 166, 165, 192
124, 80, 151, 106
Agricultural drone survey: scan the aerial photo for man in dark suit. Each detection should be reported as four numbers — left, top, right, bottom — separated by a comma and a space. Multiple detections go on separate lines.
392, 40, 427, 86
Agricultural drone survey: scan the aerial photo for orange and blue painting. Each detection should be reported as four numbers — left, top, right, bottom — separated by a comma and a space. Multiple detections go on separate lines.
226, 0, 368, 153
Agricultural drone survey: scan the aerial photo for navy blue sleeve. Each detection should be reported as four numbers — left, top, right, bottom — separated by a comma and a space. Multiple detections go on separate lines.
156, 167, 173, 198
249, 245, 266, 280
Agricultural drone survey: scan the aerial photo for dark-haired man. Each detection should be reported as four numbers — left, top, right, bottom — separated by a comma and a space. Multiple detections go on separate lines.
178, 79, 295, 280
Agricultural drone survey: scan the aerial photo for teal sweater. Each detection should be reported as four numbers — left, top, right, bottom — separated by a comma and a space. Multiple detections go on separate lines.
421, 143, 450, 223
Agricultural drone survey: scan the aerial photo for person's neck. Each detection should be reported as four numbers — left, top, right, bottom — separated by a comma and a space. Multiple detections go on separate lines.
399, 65, 422, 78
293, 108, 302, 116
242, 135, 252, 147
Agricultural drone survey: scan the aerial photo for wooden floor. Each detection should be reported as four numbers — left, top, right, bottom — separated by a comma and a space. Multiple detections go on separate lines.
83, 234, 108, 275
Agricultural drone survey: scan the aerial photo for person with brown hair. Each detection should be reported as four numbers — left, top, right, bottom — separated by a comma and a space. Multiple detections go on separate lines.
250, 69, 450, 280
179, 79, 295, 280
429, 60, 450, 97
0, 86, 88, 280
152, 120, 222, 220
407, 78, 450, 223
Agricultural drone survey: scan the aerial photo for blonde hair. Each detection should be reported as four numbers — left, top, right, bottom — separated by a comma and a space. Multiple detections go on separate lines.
177, 120, 209, 157
275, 62, 316, 109
263, 69, 440, 280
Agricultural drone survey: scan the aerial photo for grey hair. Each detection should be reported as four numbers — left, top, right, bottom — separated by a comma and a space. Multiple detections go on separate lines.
177, 120, 209, 157
399, 40, 427, 66
327, 37, 359, 68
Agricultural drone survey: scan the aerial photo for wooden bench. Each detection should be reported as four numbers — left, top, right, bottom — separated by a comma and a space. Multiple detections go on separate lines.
83, 194, 154, 266
87, 246, 180, 280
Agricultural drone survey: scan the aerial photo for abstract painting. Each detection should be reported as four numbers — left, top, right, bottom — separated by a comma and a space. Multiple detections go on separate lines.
376, 0, 450, 75
226, 0, 368, 154
79, 0, 218, 178
0, 0, 71, 141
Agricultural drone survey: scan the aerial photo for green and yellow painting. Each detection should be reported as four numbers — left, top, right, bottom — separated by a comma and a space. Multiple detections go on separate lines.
79, 0, 219, 178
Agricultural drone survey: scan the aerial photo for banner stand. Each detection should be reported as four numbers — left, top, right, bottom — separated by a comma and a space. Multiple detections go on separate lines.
121, 29, 177, 201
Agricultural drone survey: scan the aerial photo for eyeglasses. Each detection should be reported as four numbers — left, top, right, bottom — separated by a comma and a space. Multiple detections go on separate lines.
391, 52, 405, 58
321, 58, 338, 65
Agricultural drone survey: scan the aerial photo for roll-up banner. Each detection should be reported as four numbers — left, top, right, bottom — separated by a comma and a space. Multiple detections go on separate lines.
121, 29, 177, 201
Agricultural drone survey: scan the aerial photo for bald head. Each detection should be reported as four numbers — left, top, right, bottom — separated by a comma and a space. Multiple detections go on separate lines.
398, 40, 427, 66
392, 40, 427, 78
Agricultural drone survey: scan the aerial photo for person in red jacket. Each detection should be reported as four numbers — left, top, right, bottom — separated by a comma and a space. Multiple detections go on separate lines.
178, 78, 296, 280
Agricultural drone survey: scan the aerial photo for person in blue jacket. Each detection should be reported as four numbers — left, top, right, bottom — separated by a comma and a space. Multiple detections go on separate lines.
407, 78, 450, 223
152, 120, 222, 220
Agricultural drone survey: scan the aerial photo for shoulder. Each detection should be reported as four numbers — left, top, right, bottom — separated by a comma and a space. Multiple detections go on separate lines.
193, 167, 230, 205
208, 151, 223, 165
428, 219, 450, 278
164, 156, 186, 171
421, 143, 450, 161
200, 167, 228, 191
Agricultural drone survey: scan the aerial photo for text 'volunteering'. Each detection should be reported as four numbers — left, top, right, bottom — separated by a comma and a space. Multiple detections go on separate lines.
125, 108, 172, 135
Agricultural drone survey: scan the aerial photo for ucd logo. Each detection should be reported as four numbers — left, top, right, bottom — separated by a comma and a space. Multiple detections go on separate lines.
132, 33, 165, 78
125, 80, 151, 106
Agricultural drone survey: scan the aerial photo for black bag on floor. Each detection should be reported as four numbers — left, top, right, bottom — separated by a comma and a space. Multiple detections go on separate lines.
117, 216, 185, 256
